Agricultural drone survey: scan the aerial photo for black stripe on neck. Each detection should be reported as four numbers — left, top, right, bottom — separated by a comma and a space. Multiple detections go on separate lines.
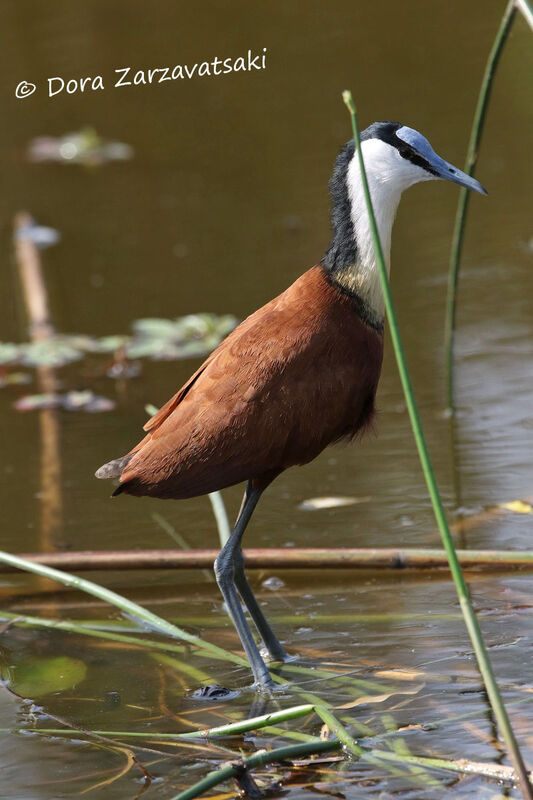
321, 139, 357, 273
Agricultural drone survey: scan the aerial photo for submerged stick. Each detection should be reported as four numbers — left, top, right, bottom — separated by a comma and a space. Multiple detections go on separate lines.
443, 1, 516, 408
342, 91, 532, 798
2, 546, 533, 572
14, 212, 55, 341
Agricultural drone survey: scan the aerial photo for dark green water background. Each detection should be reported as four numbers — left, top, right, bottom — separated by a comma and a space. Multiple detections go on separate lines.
0, 2, 532, 797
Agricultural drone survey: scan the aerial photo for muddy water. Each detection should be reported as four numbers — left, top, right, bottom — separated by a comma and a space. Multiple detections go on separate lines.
1, 1, 532, 797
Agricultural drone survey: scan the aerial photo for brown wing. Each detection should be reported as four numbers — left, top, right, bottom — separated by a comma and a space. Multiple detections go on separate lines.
118, 267, 383, 499
142, 274, 299, 436
142, 357, 215, 433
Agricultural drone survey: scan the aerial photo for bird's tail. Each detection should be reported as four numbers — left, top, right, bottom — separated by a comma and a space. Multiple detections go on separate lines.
95, 453, 133, 481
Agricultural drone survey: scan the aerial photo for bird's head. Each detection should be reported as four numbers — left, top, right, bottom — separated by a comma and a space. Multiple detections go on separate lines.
357, 121, 487, 196
323, 122, 487, 327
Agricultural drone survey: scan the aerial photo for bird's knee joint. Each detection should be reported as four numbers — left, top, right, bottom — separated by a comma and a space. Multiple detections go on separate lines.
214, 555, 234, 588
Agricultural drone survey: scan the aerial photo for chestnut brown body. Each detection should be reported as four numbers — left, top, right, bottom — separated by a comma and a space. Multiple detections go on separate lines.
115, 265, 383, 499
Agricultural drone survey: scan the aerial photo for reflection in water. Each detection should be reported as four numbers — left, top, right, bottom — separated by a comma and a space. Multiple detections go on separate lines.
1, 0, 533, 796
38, 407, 62, 550
13, 213, 63, 553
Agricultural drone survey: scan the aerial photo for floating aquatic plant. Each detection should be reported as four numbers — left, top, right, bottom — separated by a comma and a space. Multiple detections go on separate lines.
3, 655, 87, 698
14, 390, 115, 413
0, 313, 238, 369
27, 127, 134, 166
0, 371, 31, 388
126, 313, 237, 360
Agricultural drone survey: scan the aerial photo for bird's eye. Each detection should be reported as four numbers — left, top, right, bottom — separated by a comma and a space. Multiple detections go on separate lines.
448, 168, 456, 174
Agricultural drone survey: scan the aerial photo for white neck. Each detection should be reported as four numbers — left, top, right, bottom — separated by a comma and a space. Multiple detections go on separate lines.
342, 139, 432, 324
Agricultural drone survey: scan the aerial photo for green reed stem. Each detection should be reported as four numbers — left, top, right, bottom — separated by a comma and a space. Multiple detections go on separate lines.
444, 0, 516, 409
515, 0, 533, 29
25, 705, 319, 744
8, 724, 529, 788
208, 491, 231, 547
25, 722, 316, 742
0, 610, 223, 667
151, 512, 214, 583
179, 703, 315, 738
372, 750, 526, 784
260, 725, 317, 742
313, 705, 364, 756
0, 551, 246, 667
170, 739, 341, 800
342, 90, 532, 800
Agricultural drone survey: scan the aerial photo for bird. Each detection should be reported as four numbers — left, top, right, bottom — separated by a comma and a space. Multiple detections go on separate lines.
96, 121, 486, 690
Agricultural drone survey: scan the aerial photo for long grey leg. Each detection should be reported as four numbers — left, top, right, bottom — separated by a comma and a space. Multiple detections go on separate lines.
234, 555, 287, 661
214, 483, 273, 688
233, 485, 287, 662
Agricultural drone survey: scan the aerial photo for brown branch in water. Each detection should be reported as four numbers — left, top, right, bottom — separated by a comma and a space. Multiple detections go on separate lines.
0, 547, 532, 573
14, 212, 55, 342
13, 211, 62, 549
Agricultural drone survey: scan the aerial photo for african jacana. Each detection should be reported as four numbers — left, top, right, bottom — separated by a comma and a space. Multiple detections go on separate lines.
96, 122, 486, 689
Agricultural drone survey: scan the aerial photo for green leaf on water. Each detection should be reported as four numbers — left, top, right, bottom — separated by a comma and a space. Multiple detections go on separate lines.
8, 656, 87, 697
0, 344, 20, 365
0, 372, 31, 388
14, 390, 115, 412
131, 318, 178, 338
91, 335, 129, 353
19, 339, 83, 367
124, 340, 170, 359
27, 128, 134, 166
